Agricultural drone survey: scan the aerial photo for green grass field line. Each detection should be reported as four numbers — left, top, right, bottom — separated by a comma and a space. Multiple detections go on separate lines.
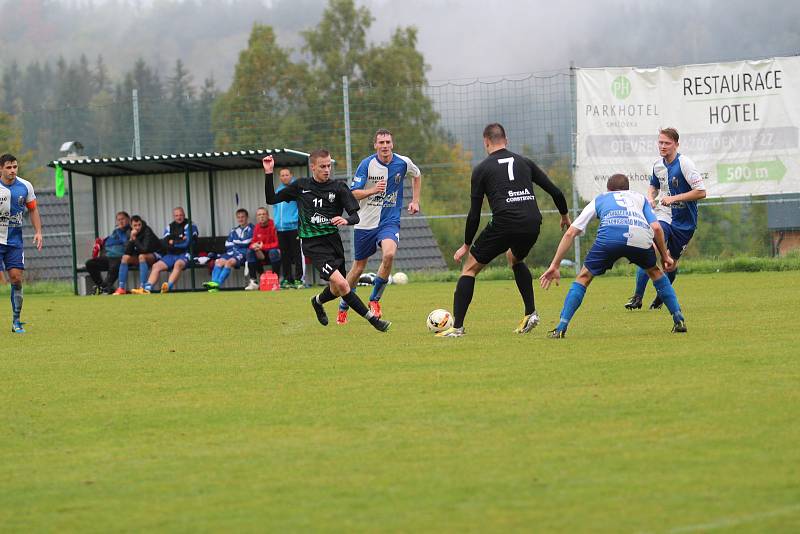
1, 272, 799, 531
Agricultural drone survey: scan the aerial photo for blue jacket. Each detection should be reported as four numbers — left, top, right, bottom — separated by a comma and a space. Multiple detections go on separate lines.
274, 180, 299, 231
104, 226, 130, 258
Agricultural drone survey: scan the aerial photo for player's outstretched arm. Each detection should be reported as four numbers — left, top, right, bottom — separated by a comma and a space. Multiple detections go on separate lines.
540, 226, 580, 289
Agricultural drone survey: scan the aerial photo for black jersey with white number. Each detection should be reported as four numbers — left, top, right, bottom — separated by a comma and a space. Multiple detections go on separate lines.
471, 148, 568, 231
268, 177, 359, 239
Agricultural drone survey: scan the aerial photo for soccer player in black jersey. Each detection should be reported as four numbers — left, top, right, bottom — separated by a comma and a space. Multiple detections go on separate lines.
437, 123, 571, 337
263, 151, 390, 332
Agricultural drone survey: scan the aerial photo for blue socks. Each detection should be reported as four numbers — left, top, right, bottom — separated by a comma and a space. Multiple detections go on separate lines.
635, 267, 678, 297
218, 267, 232, 285
211, 265, 222, 283
118, 263, 129, 289
556, 282, 587, 333
653, 275, 684, 322
370, 276, 388, 302
10, 283, 22, 322
634, 267, 649, 297
138, 261, 149, 287
667, 269, 677, 284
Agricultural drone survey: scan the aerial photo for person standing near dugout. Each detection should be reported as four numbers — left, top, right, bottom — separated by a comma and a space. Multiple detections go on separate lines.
437, 123, 571, 338
263, 151, 390, 333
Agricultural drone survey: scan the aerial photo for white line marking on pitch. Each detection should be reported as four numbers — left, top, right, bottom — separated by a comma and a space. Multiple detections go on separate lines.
666, 503, 800, 533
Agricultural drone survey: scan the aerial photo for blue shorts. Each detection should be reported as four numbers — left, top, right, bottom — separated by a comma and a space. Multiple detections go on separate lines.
220, 251, 244, 267
0, 245, 24, 270
660, 222, 694, 260
156, 253, 190, 270
584, 242, 656, 276
354, 224, 400, 261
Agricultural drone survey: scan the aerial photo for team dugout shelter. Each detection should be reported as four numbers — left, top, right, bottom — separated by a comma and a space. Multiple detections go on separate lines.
49, 149, 310, 295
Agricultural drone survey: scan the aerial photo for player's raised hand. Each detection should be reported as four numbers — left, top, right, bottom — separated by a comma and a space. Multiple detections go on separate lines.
453, 244, 469, 262
262, 156, 275, 174
560, 214, 571, 231
407, 200, 419, 214
539, 266, 560, 289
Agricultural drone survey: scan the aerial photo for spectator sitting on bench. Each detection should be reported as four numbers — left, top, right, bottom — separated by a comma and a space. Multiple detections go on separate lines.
114, 215, 163, 295
203, 208, 253, 292
133, 207, 199, 294
85, 211, 131, 294
245, 207, 281, 290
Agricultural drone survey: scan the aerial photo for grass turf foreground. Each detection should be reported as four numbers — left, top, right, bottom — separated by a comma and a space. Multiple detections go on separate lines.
2, 272, 799, 532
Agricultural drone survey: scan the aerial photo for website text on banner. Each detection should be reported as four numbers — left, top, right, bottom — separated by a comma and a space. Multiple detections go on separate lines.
575, 56, 800, 201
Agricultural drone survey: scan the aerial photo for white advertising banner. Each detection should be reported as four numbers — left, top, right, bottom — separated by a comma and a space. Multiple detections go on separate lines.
575, 56, 800, 200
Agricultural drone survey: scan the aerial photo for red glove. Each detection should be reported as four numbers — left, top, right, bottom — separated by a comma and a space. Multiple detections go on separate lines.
92, 238, 103, 258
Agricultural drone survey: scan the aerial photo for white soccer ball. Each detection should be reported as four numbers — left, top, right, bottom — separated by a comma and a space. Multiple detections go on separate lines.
393, 272, 408, 285
427, 309, 453, 333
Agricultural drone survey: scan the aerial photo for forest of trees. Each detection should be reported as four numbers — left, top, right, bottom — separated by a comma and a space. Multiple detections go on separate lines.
0, 0, 774, 265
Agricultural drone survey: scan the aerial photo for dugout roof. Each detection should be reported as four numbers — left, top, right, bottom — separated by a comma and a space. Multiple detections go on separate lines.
48, 148, 310, 177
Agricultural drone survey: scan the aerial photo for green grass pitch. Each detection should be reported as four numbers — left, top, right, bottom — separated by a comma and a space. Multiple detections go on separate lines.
2, 271, 799, 531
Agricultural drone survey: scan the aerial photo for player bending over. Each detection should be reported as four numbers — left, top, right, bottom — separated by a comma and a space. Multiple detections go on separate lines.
263, 151, 390, 332
540, 173, 687, 338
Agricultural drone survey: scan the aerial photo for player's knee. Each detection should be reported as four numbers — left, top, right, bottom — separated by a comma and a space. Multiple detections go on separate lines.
333, 279, 349, 296
646, 266, 662, 280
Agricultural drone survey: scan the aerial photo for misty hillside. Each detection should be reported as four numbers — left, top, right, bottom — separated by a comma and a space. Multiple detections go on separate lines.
0, 0, 323, 87
2, 0, 798, 91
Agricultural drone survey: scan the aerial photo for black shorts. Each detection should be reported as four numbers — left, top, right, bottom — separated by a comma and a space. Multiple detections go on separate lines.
470, 222, 541, 265
302, 233, 346, 281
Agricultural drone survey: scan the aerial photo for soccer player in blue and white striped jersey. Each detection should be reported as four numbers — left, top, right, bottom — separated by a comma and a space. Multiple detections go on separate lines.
0, 154, 43, 333
625, 128, 706, 310
540, 173, 687, 337
337, 129, 421, 324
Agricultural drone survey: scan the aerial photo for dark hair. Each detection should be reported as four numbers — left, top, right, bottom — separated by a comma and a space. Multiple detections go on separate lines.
374, 128, 393, 143
482, 123, 506, 143
116, 211, 130, 219
0, 154, 18, 167
607, 173, 630, 191
659, 127, 679, 143
309, 149, 331, 164
278, 167, 290, 174
131, 215, 146, 225
236, 208, 249, 217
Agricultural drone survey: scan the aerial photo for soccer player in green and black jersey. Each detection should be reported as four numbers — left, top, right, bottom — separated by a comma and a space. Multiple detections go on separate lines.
263, 150, 390, 332
438, 123, 571, 337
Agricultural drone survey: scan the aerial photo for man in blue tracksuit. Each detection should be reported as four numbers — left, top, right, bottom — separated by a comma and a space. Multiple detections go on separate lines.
274, 168, 303, 289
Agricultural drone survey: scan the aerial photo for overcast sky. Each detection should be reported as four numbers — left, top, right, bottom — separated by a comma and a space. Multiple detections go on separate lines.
19, 0, 800, 85
364, 0, 800, 81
